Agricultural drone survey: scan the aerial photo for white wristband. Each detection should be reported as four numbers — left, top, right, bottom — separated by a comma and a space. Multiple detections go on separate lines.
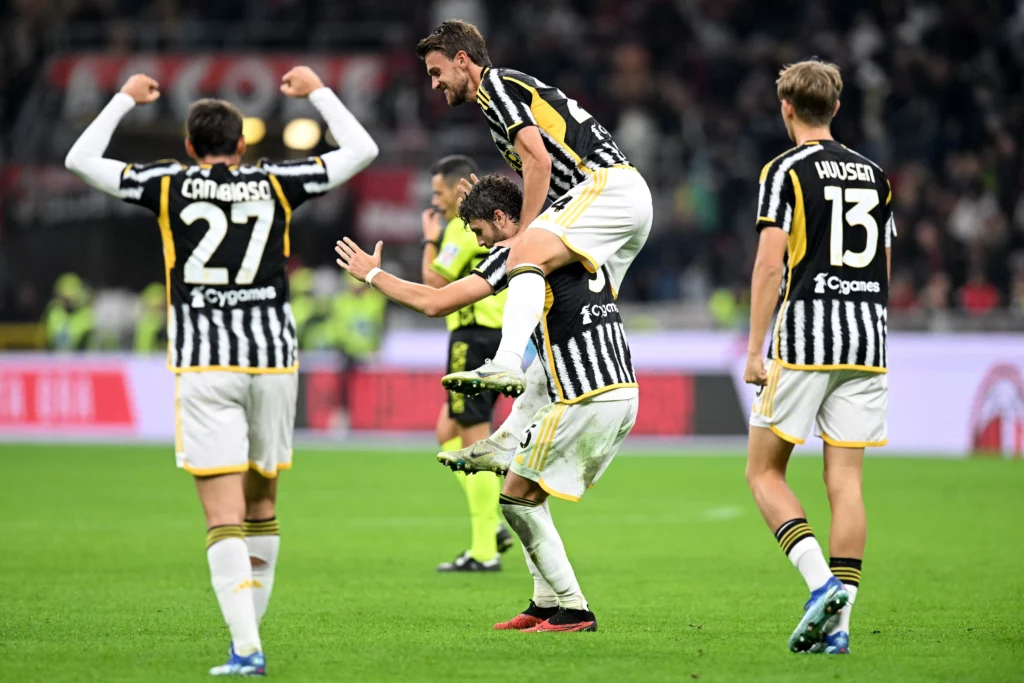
365, 267, 383, 288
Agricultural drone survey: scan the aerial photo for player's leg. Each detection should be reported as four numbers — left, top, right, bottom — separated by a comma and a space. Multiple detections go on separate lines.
814, 370, 887, 653
747, 365, 846, 652
243, 471, 279, 625
178, 373, 264, 674
445, 168, 653, 396
457, 420, 503, 568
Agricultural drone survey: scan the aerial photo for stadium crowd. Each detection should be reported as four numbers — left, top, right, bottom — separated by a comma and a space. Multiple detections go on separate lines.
2, 0, 1024, 336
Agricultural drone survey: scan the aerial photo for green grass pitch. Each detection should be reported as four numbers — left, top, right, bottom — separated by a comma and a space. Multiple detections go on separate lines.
1, 444, 1022, 682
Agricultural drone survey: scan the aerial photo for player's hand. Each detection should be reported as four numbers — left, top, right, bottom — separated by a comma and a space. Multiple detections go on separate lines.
280, 66, 325, 98
457, 173, 480, 198
743, 352, 769, 386
335, 237, 382, 282
119, 74, 160, 105
422, 209, 443, 243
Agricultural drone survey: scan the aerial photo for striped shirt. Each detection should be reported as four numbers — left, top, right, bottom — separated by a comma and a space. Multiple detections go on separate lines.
118, 157, 332, 372
756, 140, 895, 371
477, 67, 631, 201
474, 249, 637, 403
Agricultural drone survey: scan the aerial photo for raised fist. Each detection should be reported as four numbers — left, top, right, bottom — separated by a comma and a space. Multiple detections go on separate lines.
280, 66, 325, 98
119, 74, 160, 105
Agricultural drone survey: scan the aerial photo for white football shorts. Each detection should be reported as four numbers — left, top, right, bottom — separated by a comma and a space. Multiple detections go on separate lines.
175, 371, 298, 477
510, 395, 639, 502
532, 166, 653, 295
750, 360, 888, 447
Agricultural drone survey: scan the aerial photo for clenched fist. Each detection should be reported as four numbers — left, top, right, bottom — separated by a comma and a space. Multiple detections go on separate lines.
280, 66, 325, 98
120, 74, 160, 105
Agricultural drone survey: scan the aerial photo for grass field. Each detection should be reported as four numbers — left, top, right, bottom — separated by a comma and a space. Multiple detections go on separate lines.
1, 444, 1022, 682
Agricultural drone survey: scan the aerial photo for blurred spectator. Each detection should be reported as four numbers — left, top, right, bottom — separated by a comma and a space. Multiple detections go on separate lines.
134, 282, 167, 353
43, 273, 94, 350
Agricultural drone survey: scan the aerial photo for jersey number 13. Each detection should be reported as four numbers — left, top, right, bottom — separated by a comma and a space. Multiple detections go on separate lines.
823, 187, 879, 268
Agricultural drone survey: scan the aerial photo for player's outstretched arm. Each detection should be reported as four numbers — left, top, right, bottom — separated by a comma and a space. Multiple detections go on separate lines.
64, 74, 161, 195
281, 66, 379, 189
744, 227, 788, 386
335, 237, 492, 318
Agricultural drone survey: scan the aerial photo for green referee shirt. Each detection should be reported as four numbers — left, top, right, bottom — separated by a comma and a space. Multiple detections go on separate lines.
430, 217, 507, 331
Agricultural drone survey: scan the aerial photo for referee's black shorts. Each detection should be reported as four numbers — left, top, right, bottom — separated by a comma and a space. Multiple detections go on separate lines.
446, 325, 502, 426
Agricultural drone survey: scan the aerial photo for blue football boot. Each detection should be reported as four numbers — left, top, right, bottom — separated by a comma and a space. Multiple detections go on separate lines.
209, 644, 266, 676
788, 576, 849, 652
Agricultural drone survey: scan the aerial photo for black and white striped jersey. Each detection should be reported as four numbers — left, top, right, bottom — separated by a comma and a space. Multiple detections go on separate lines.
477, 67, 631, 201
474, 249, 637, 403
756, 140, 895, 371
118, 156, 332, 372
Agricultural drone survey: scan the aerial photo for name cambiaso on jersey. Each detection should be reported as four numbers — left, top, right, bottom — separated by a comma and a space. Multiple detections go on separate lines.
475, 248, 637, 403
477, 67, 630, 201
118, 157, 332, 372
756, 140, 895, 371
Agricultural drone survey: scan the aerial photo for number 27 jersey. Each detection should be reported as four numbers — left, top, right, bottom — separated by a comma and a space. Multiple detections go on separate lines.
755, 140, 895, 372
119, 157, 331, 372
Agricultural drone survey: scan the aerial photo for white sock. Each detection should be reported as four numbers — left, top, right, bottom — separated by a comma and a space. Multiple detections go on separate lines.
833, 584, 857, 634
500, 498, 587, 610
206, 529, 262, 656
493, 269, 545, 370
491, 357, 550, 450
523, 550, 558, 608
243, 520, 280, 624
789, 537, 834, 592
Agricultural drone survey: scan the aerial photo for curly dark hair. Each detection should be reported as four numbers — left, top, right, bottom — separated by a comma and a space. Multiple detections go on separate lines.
458, 174, 522, 227
415, 20, 491, 67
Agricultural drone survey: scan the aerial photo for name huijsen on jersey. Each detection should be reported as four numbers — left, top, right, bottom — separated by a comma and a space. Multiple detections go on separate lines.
182, 178, 274, 202
580, 302, 619, 325
190, 286, 277, 308
814, 161, 876, 183
813, 273, 881, 296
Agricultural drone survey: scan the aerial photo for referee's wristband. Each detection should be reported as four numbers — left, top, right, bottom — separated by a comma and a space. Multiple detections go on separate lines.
421, 238, 441, 248
365, 267, 383, 288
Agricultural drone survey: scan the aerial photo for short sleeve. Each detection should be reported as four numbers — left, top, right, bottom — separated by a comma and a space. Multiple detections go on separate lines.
472, 246, 511, 293
755, 157, 795, 233
484, 72, 536, 143
119, 160, 184, 212
431, 219, 479, 282
259, 156, 329, 210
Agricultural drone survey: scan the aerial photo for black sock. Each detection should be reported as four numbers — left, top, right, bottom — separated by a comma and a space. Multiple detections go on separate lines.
829, 557, 862, 587
774, 517, 815, 557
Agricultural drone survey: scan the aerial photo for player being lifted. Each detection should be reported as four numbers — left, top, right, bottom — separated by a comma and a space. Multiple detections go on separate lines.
743, 61, 894, 654
422, 154, 515, 572
335, 175, 639, 632
65, 67, 378, 675
415, 20, 652, 399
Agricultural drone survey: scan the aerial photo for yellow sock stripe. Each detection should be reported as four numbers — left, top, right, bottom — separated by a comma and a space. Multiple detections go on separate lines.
508, 264, 545, 281
537, 404, 567, 472
243, 520, 280, 536
499, 493, 540, 507
532, 405, 565, 471
557, 169, 608, 228
831, 569, 862, 580
778, 524, 813, 553
206, 525, 244, 549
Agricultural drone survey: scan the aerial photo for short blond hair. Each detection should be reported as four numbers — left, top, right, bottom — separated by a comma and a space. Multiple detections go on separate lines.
776, 60, 842, 126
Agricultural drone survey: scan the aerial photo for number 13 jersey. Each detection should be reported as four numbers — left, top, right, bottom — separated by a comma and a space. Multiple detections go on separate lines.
755, 140, 895, 372
119, 157, 330, 372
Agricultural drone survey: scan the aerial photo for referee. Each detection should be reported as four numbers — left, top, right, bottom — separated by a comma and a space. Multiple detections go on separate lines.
422, 155, 514, 571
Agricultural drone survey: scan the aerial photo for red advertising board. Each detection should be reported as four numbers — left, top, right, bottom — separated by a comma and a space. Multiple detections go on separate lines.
0, 366, 134, 431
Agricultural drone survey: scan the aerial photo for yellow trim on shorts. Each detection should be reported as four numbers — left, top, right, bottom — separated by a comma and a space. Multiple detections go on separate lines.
537, 476, 581, 503
183, 463, 250, 477
776, 360, 888, 374
174, 376, 184, 455
249, 459, 293, 479
536, 404, 567, 472
769, 425, 806, 445
820, 433, 888, 448
559, 235, 599, 274
557, 168, 608, 228
529, 405, 563, 470
171, 364, 299, 374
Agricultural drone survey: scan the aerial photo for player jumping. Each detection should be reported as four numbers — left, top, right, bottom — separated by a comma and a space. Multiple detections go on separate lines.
65, 67, 378, 675
336, 175, 639, 632
743, 60, 894, 654
415, 20, 652, 398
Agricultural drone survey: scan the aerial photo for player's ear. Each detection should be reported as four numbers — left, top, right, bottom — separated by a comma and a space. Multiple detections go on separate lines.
184, 138, 197, 162
833, 99, 841, 117
236, 136, 246, 157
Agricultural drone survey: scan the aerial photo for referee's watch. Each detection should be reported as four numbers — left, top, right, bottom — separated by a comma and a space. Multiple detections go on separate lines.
421, 238, 441, 248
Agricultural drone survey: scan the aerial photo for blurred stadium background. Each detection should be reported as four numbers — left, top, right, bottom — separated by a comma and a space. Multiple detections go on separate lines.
1, 0, 1023, 445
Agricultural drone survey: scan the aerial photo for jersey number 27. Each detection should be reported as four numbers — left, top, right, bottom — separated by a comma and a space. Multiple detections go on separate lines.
823, 187, 879, 268
180, 201, 275, 285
